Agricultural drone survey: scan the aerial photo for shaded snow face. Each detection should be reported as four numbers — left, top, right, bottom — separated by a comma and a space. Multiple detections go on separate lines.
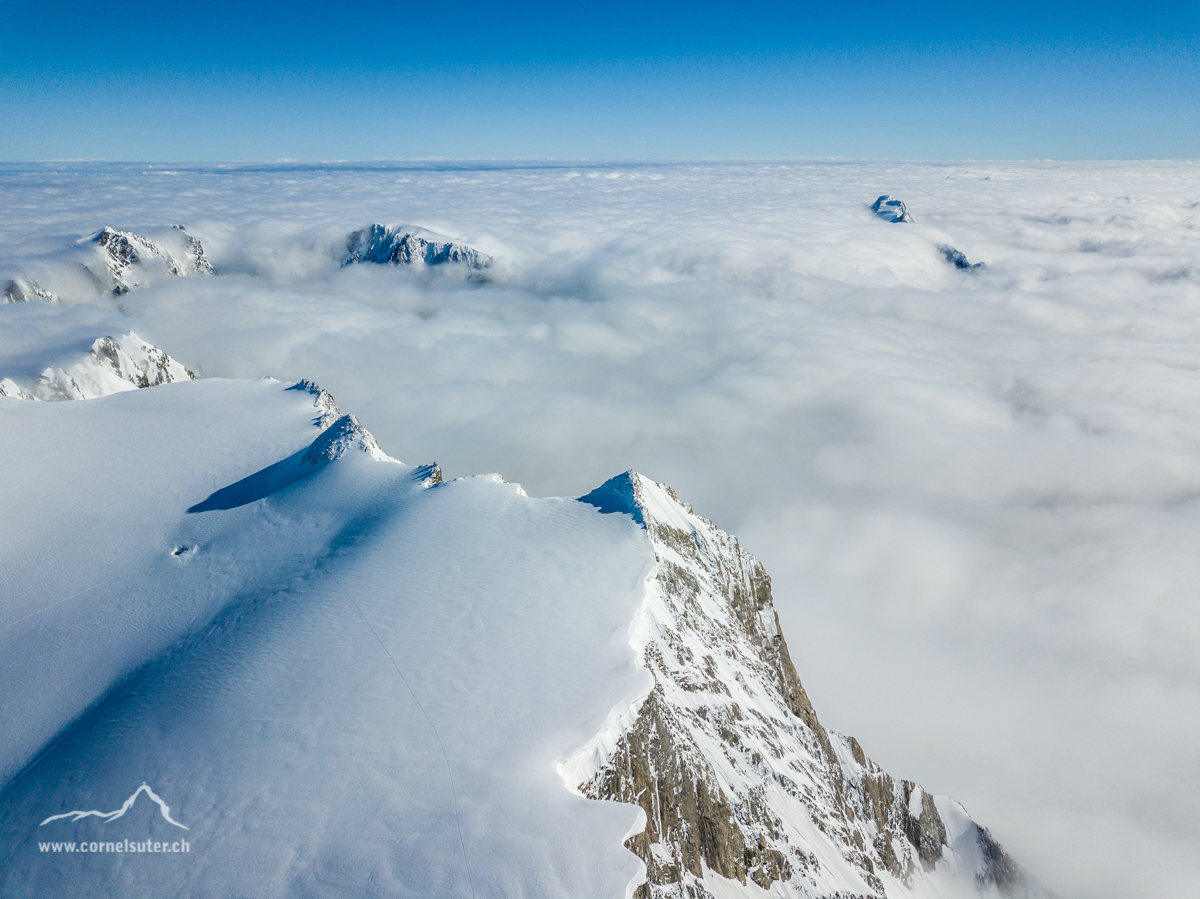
2, 160, 1200, 899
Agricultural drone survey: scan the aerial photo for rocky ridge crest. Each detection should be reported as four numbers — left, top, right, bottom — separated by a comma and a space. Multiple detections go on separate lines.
571, 471, 1044, 899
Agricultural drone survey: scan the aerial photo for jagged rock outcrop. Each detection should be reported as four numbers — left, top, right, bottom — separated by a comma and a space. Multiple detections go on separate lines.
871, 196, 914, 224
342, 224, 490, 277
569, 472, 1044, 899
288, 379, 343, 430
937, 244, 987, 272
85, 225, 214, 295
3, 276, 59, 304
0, 332, 194, 401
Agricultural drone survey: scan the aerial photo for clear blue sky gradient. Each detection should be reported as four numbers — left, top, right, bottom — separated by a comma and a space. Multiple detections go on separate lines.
2, 1, 1196, 160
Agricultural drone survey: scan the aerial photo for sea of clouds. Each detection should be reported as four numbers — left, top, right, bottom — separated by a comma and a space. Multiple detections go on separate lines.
2, 159, 1198, 898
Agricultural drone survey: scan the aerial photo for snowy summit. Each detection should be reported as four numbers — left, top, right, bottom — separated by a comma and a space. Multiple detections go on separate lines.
0, 348, 1042, 899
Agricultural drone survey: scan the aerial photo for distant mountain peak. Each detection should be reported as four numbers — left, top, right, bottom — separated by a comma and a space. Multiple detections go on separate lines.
342, 224, 491, 276
3, 275, 59, 304
86, 225, 214, 295
0, 332, 194, 401
871, 195, 914, 223
938, 244, 987, 272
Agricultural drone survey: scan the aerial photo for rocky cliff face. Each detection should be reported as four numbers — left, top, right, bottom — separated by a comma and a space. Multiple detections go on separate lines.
570, 472, 1046, 899
0, 332, 194, 401
342, 223, 491, 276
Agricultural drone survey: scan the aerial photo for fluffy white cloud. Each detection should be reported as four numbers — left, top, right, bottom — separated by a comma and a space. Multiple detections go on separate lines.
2, 160, 1199, 898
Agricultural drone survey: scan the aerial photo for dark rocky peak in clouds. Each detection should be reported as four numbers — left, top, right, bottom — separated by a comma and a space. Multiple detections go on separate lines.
938, 244, 987, 272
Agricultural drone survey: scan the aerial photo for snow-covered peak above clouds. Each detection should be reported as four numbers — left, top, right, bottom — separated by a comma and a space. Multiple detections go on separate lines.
0, 377, 1039, 899
574, 471, 1044, 899
3, 275, 59, 304
0, 331, 194, 401
87, 225, 214, 294
871, 195, 914, 223
1, 225, 214, 304
342, 223, 491, 275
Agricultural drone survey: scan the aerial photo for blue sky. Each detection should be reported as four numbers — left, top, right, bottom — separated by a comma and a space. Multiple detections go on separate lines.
1, 0, 1196, 160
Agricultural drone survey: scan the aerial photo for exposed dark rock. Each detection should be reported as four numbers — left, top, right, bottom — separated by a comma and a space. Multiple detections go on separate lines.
574, 472, 1046, 899
938, 244, 987, 272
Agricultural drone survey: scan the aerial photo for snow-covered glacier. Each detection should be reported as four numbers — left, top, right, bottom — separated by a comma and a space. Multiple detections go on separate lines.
0, 372, 1037, 898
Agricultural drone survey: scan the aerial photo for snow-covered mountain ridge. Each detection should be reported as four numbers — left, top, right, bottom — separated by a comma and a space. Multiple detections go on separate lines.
0, 379, 1037, 898
0, 331, 193, 400
1, 225, 213, 305
573, 472, 1042, 899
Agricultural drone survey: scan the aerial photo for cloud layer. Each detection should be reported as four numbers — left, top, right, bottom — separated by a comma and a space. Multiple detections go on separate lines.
2, 160, 1199, 898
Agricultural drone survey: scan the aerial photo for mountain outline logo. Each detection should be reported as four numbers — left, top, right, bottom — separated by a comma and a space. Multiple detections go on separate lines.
40, 783, 189, 830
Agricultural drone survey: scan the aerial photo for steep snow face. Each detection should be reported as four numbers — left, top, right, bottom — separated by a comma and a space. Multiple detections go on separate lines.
871, 196, 914, 223
342, 223, 491, 275
86, 225, 214, 295
0, 331, 194, 400
0, 379, 653, 899
573, 472, 1043, 899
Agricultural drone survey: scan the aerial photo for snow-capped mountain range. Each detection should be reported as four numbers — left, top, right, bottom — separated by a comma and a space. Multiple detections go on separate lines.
0, 332, 1040, 898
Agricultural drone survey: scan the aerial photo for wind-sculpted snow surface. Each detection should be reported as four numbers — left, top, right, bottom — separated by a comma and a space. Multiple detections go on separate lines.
0, 379, 653, 899
572, 473, 1043, 899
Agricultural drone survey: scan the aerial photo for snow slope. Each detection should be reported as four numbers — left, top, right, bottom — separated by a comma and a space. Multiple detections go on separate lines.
0, 378, 651, 898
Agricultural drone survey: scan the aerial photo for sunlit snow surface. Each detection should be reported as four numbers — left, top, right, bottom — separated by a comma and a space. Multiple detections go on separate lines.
0, 379, 651, 897
2, 160, 1200, 898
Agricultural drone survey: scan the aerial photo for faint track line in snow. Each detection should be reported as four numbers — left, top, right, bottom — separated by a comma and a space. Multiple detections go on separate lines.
0, 574, 124, 635
329, 573, 478, 899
